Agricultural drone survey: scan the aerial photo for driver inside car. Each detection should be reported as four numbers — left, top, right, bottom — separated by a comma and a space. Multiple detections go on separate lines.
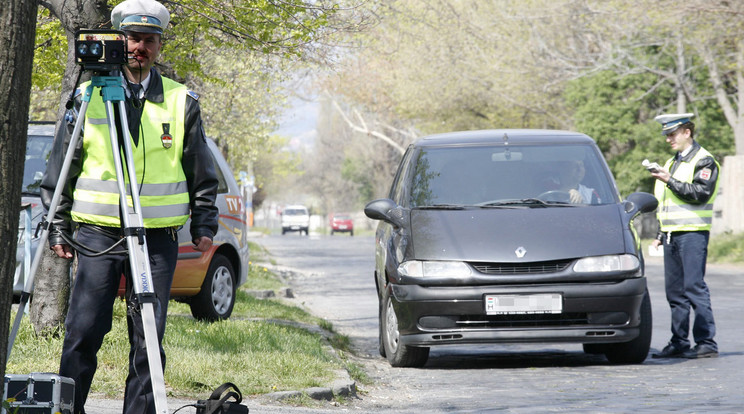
546, 160, 601, 204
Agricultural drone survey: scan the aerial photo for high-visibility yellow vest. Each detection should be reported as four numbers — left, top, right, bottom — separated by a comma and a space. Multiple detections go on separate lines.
654, 146, 719, 232
71, 77, 190, 228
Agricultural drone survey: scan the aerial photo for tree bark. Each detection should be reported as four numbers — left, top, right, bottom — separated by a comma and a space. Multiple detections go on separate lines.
29, 249, 72, 335
0, 0, 40, 375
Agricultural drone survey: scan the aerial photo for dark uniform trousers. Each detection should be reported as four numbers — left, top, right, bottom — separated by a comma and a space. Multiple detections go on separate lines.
59, 224, 178, 414
663, 230, 717, 350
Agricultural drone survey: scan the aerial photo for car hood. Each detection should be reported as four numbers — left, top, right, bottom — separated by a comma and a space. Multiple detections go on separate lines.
409, 205, 627, 262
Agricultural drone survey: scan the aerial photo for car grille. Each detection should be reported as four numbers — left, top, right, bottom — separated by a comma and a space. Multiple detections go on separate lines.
469, 259, 573, 275
419, 313, 589, 330
458, 313, 588, 327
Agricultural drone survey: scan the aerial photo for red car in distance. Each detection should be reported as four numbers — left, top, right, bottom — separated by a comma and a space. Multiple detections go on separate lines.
329, 213, 354, 236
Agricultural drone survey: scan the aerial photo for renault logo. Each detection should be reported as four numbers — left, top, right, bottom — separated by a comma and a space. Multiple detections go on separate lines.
515, 246, 527, 258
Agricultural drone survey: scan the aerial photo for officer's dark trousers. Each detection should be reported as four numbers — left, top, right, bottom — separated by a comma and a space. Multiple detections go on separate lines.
59, 224, 177, 414
663, 230, 717, 350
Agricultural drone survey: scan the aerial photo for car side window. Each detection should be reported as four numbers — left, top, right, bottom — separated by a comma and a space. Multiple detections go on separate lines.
389, 148, 414, 205
209, 154, 229, 194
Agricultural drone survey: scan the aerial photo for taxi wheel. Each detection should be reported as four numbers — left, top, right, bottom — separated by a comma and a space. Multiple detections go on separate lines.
190, 254, 236, 322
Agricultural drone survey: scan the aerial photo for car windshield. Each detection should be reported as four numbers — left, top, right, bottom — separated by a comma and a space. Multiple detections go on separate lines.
333, 215, 351, 220
408, 144, 617, 208
23, 134, 54, 195
285, 208, 307, 215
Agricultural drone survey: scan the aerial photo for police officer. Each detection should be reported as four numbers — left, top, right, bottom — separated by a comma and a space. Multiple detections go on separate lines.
40, 0, 218, 412
648, 113, 720, 359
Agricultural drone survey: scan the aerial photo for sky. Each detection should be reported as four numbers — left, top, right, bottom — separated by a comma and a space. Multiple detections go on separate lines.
273, 92, 320, 152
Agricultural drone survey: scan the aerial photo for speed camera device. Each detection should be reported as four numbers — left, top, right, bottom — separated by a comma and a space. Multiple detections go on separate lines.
75, 29, 127, 71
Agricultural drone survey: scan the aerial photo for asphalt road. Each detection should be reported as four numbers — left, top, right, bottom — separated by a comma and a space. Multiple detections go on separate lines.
252, 233, 744, 413
85, 232, 744, 413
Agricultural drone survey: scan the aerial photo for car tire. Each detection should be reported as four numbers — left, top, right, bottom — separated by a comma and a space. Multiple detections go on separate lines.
380, 292, 429, 367
350, 230, 353, 236
603, 290, 652, 364
330, 230, 334, 235
189, 254, 236, 322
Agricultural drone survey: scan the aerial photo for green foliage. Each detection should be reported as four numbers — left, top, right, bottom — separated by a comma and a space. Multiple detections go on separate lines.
564, 68, 735, 197
167, 0, 334, 58
708, 232, 744, 264
32, 8, 65, 90
340, 157, 374, 205
564, 70, 666, 196
29, 8, 66, 120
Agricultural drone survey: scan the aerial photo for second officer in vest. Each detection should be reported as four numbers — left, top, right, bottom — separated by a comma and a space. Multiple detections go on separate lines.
649, 113, 720, 359
40, 0, 218, 412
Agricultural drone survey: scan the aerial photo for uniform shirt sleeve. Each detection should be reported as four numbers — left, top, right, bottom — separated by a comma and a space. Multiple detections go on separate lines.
182, 92, 219, 241
666, 156, 718, 205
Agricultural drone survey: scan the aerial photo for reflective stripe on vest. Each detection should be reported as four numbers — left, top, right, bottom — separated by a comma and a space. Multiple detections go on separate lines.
71, 77, 190, 228
654, 146, 719, 232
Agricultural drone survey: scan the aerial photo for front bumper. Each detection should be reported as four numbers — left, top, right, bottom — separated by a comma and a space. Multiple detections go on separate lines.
389, 277, 647, 347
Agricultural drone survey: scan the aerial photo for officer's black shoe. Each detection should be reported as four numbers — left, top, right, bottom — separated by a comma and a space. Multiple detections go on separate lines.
652, 343, 689, 358
680, 344, 718, 359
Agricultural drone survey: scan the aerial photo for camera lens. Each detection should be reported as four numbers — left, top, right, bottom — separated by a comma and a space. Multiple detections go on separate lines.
89, 42, 102, 57
77, 43, 89, 56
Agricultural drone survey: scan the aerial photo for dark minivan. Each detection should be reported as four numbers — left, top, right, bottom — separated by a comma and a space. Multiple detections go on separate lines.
365, 129, 658, 367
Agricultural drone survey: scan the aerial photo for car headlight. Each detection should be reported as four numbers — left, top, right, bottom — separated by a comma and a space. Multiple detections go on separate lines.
397, 260, 472, 278
573, 254, 640, 273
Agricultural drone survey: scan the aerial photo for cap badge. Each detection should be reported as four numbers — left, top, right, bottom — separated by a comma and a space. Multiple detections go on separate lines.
141, 16, 149, 23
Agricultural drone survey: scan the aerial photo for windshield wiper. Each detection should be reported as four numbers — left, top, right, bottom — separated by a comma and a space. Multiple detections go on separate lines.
478, 198, 573, 208
416, 204, 466, 210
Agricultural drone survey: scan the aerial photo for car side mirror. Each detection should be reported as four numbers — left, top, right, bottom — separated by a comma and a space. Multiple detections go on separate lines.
623, 192, 658, 216
364, 198, 408, 228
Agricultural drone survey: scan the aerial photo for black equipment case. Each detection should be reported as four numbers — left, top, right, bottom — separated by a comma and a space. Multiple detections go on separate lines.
2, 372, 74, 413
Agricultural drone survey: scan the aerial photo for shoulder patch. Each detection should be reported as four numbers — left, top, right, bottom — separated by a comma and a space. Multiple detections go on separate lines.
187, 90, 200, 101
700, 168, 712, 181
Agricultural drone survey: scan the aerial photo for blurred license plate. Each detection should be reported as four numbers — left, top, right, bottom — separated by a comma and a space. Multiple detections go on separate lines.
339, 225, 347, 229
485, 294, 562, 315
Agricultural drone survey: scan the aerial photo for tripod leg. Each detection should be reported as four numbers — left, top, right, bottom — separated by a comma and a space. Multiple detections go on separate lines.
7, 97, 91, 360
104, 98, 169, 414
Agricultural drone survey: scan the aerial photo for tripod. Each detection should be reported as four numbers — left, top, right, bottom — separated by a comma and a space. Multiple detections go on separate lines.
8, 73, 169, 414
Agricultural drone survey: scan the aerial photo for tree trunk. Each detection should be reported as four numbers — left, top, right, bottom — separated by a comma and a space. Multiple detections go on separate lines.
0, 0, 40, 374
29, 249, 72, 336
26, 1, 111, 334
